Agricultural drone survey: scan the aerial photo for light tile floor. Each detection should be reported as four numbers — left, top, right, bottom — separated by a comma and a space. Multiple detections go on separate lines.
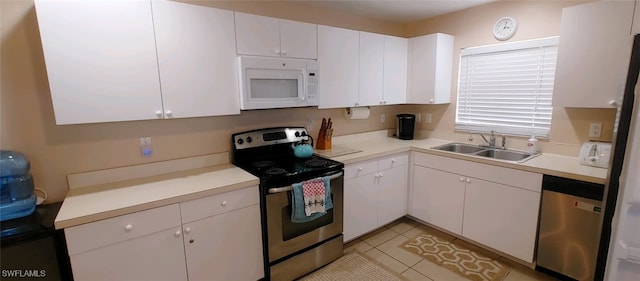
344, 217, 558, 281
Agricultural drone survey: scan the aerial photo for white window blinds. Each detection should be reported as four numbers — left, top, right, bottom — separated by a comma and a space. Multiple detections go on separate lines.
456, 37, 559, 138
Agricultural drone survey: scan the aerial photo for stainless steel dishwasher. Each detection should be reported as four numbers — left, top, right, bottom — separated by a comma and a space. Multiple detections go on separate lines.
536, 175, 604, 281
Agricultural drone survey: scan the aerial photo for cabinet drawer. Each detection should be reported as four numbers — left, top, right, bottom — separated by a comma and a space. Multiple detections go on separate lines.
344, 160, 378, 180
378, 153, 409, 170
180, 186, 259, 223
65, 204, 181, 255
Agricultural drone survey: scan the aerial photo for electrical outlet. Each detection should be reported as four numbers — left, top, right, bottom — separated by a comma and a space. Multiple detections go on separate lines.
589, 123, 603, 138
425, 113, 432, 123
139, 137, 152, 157
139, 137, 152, 145
416, 114, 422, 123
380, 114, 386, 123
306, 118, 313, 132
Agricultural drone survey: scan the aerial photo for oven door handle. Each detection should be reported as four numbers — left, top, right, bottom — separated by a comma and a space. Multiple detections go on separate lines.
268, 171, 344, 194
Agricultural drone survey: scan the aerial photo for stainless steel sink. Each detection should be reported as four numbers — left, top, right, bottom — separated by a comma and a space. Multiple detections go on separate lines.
431, 142, 540, 163
473, 149, 537, 162
431, 142, 486, 154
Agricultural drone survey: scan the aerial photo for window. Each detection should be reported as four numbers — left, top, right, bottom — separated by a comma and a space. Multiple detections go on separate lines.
456, 37, 559, 138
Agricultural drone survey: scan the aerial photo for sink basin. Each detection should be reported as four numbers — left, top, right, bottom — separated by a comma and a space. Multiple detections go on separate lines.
431, 143, 486, 154
473, 149, 537, 162
431, 142, 540, 163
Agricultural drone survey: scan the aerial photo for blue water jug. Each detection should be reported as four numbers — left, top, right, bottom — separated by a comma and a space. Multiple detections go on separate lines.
0, 150, 36, 221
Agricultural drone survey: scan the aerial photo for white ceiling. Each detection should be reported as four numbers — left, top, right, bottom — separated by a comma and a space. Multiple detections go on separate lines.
298, 0, 497, 23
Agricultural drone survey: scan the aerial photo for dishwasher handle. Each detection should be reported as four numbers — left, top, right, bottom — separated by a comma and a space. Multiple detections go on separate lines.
542, 174, 604, 201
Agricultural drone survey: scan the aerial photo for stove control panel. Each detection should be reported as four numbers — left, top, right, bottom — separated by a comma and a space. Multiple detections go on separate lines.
233, 127, 310, 150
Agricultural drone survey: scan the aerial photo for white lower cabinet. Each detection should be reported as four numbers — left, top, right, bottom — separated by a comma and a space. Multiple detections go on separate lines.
64, 186, 263, 281
462, 178, 540, 263
344, 153, 409, 241
410, 165, 465, 235
410, 152, 542, 263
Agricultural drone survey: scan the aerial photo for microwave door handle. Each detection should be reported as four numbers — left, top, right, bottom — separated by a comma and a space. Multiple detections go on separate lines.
299, 71, 306, 101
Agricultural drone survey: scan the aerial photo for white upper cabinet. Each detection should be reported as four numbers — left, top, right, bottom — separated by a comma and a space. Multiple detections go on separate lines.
235, 12, 317, 59
358, 33, 409, 106
319, 27, 410, 109
553, 1, 634, 108
318, 25, 360, 108
35, 0, 240, 124
407, 33, 454, 104
383, 35, 409, 105
35, 0, 163, 124
152, 0, 239, 118
358, 32, 385, 107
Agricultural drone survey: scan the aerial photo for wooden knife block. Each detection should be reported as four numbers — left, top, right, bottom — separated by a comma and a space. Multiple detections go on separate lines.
316, 128, 333, 150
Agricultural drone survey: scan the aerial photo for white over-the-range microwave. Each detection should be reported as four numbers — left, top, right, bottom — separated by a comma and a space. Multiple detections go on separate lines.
238, 56, 319, 110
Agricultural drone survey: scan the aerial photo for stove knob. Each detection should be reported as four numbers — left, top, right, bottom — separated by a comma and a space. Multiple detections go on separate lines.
295, 131, 300, 137
237, 138, 244, 145
301, 131, 307, 136
246, 136, 252, 143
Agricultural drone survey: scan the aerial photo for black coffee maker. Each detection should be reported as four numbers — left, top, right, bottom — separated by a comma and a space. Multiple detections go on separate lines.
396, 114, 415, 140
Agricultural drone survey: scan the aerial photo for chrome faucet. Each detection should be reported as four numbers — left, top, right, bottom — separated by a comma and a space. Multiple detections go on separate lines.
468, 131, 496, 148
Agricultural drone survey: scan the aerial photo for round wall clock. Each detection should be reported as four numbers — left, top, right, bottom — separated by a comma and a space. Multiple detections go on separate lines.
493, 17, 518, 41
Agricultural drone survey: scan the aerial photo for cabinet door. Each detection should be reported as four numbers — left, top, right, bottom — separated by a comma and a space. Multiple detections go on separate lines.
462, 178, 540, 262
410, 165, 464, 235
153, 1, 240, 118
383, 35, 408, 105
407, 33, 453, 104
280, 19, 317, 59
318, 25, 359, 108
553, 1, 634, 108
70, 228, 187, 281
377, 165, 408, 226
344, 174, 379, 241
358, 32, 385, 107
235, 12, 280, 57
183, 204, 264, 281
34, 0, 163, 124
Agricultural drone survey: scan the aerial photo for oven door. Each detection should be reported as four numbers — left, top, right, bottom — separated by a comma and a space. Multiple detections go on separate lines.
265, 171, 343, 262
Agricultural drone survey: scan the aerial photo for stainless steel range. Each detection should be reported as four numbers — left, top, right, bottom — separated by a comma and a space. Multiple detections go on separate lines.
231, 127, 344, 281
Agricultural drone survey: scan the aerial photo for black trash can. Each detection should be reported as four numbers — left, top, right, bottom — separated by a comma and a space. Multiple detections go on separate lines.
396, 114, 415, 140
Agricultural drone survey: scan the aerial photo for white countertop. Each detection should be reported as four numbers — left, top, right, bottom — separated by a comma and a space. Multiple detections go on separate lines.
55, 132, 607, 229
319, 131, 608, 184
55, 163, 258, 229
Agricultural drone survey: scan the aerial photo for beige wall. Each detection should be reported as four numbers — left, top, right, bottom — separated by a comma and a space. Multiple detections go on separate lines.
0, 0, 618, 204
403, 0, 617, 154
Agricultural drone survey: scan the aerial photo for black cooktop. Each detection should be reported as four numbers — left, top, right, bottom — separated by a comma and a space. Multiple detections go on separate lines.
231, 127, 344, 188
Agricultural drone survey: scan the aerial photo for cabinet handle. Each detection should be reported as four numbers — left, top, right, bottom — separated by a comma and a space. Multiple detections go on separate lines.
378, 173, 383, 178
174, 230, 181, 237
281, 50, 287, 56
275, 50, 280, 55
189, 239, 195, 244
357, 167, 363, 172
165, 110, 173, 118
609, 100, 618, 106
466, 179, 471, 183
155, 111, 163, 118
124, 224, 133, 232
221, 201, 228, 207
459, 177, 464, 182
429, 99, 434, 104
391, 159, 397, 163
184, 227, 192, 234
